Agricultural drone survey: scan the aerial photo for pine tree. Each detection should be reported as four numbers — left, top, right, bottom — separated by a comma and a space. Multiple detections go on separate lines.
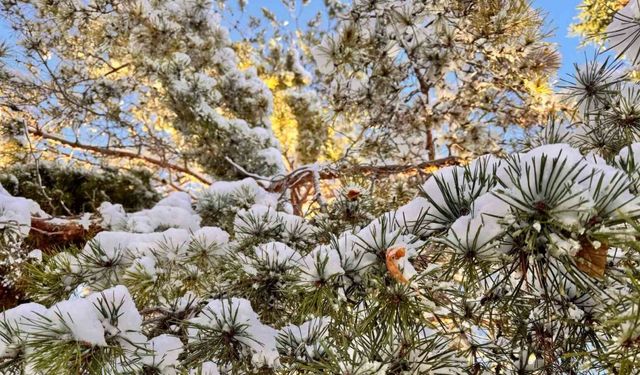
1, 1, 640, 374
312, 0, 564, 163
0, 0, 284, 182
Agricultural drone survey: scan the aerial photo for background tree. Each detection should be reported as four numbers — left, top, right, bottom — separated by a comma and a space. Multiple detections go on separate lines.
312, 0, 566, 164
572, 0, 630, 44
0, 0, 284, 185
1, 0, 640, 374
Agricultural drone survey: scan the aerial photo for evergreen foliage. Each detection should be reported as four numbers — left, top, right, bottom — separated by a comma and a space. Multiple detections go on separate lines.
0, 0, 640, 374
1, 139, 639, 373
0, 164, 159, 216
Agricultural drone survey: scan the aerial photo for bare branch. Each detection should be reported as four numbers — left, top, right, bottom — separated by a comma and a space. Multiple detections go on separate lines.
28, 126, 213, 185
311, 166, 328, 213
269, 156, 463, 192
226, 155, 463, 196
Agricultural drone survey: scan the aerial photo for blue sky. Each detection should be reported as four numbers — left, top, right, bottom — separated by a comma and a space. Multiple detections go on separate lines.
232, 0, 596, 81
533, 0, 598, 79
0, 1, 595, 83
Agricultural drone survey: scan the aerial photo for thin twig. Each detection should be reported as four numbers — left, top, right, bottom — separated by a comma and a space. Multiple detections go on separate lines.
224, 157, 270, 181
28, 126, 212, 185
311, 166, 327, 213
225, 156, 462, 193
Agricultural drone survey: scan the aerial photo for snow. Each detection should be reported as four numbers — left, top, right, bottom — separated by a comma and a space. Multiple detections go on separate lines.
333, 233, 377, 277
193, 226, 229, 246
85, 230, 139, 260
618, 304, 640, 344
27, 249, 43, 261
173, 52, 191, 68
616, 143, 640, 167
204, 179, 249, 197
584, 151, 609, 167
190, 362, 220, 375
418, 161, 496, 233
278, 212, 316, 242
127, 205, 201, 233
0, 185, 40, 237
494, 144, 594, 228
172, 291, 201, 313
469, 154, 502, 175
517, 144, 585, 173
190, 226, 229, 255
277, 316, 330, 359
393, 197, 433, 234
87, 285, 143, 337
142, 334, 184, 370
289, 45, 312, 83
355, 217, 423, 257
188, 298, 280, 368
49, 251, 81, 274
312, 34, 339, 75
155, 192, 194, 213
392, 246, 418, 281
497, 144, 586, 188
421, 161, 496, 205
259, 147, 286, 172
255, 242, 303, 269
48, 298, 107, 346
100, 193, 200, 233
299, 245, 345, 283
98, 202, 127, 230
251, 127, 273, 144
194, 73, 217, 92
201, 178, 279, 208
84, 229, 192, 265
547, 233, 581, 258
469, 192, 511, 219
568, 304, 585, 321
127, 256, 157, 279
171, 78, 190, 94
0, 303, 47, 357
78, 213, 92, 230
447, 193, 513, 259
2, 132, 639, 372
582, 167, 640, 218
231, 201, 315, 246
421, 166, 464, 206
234, 204, 280, 240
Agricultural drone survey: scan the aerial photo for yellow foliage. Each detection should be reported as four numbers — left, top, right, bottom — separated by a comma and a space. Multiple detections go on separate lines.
260, 72, 303, 167
524, 75, 553, 97
232, 42, 345, 168
320, 127, 343, 162
0, 139, 23, 165
271, 90, 300, 163
263, 75, 280, 90
572, 0, 629, 42
233, 42, 255, 71
263, 72, 297, 91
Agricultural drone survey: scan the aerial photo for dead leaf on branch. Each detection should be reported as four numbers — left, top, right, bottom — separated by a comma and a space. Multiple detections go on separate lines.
576, 236, 607, 279
386, 246, 409, 284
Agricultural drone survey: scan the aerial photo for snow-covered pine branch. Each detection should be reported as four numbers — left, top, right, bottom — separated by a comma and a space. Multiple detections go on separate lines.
2, 141, 640, 373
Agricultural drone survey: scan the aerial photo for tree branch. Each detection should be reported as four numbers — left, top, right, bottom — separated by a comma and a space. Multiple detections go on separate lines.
227, 156, 463, 192
28, 126, 212, 185
28, 216, 102, 252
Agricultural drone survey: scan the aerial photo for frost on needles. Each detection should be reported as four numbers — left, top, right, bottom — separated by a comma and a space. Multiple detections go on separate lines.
1, 142, 640, 373
1, 0, 640, 373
